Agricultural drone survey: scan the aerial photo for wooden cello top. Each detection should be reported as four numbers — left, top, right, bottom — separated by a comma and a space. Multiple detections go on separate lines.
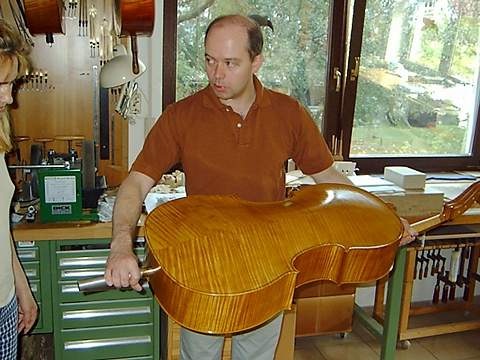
144, 183, 403, 334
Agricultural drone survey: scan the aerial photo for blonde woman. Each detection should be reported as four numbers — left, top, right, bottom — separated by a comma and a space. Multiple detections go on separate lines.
0, 20, 37, 359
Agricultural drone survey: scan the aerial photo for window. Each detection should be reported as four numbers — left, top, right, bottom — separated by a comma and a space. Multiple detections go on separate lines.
163, 0, 480, 174
343, 0, 480, 172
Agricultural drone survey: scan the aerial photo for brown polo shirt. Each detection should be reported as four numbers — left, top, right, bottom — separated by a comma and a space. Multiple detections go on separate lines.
131, 77, 333, 202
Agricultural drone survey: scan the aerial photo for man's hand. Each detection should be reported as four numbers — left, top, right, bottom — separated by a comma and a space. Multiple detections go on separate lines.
105, 246, 143, 292
399, 217, 418, 246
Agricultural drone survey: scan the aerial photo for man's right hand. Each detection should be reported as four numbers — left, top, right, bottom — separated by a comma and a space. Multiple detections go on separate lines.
105, 247, 143, 292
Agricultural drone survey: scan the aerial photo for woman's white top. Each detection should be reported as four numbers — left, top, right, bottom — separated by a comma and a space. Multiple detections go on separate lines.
0, 152, 15, 307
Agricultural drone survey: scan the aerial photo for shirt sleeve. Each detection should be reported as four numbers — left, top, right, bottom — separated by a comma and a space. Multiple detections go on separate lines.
290, 103, 334, 175
130, 105, 181, 182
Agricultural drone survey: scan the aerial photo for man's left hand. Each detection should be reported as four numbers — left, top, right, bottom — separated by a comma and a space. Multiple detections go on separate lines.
399, 217, 417, 246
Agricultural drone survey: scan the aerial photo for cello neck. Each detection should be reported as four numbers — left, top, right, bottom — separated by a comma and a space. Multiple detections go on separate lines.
411, 181, 480, 235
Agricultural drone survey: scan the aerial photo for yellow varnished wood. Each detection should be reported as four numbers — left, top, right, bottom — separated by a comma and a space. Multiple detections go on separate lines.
411, 181, 480, 234
145, 183, 403, 334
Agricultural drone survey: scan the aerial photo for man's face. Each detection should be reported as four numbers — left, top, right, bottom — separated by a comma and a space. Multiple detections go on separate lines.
204, 23, 262, 103
0, 57, 17, 113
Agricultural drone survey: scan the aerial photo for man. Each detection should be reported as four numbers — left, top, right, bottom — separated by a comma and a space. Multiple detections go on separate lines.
105, 14, 415, 360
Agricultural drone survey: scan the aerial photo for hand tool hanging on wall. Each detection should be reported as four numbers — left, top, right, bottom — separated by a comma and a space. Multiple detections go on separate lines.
9, 0, 34, 46
67, 0, 78, 19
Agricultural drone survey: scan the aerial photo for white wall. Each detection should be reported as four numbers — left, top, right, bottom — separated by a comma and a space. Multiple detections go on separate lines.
127, 0, 164, 167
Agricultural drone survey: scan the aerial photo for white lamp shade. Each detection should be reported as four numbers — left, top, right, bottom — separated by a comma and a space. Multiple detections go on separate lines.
100, 54, 146, 88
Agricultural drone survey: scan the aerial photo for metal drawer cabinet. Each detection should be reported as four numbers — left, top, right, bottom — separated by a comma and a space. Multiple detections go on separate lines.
16, 241, 53, 333
51, 238, 160, 360
55, 242, 149, 303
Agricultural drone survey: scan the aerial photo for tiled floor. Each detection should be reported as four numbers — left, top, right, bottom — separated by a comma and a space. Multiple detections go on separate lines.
294, 321, 480, 360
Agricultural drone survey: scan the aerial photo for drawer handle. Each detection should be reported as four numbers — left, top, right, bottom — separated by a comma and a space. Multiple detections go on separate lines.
64, 335, 151, 350
62, 282, 149, 294
25, 269, 38, 278
18, 250, 37, 260
60, 257, 108, 267
30, 284, 38, 293
60, 255, 146, 268
63, 306, 151, 320
61, 269, 105, 279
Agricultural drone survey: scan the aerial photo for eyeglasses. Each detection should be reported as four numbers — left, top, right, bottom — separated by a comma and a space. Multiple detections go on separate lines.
0, 80, 15, 90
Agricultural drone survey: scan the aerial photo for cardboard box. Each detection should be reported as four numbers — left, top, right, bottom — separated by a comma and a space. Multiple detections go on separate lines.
384, 166, 426, 189
295, 294, 355, 337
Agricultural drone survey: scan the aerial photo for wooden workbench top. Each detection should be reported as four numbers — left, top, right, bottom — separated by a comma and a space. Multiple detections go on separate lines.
12, 216, 145, 242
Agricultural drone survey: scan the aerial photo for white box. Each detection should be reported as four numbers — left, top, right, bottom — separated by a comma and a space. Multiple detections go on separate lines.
384, 166, 426, 190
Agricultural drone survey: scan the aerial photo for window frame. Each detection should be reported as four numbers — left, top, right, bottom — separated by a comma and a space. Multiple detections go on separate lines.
162, 0, 480, 174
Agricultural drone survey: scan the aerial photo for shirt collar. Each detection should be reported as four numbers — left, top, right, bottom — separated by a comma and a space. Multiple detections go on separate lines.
201, 75, 272, 110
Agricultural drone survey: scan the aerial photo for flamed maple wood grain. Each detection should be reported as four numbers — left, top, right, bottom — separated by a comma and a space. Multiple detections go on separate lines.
145, 183, 403, 334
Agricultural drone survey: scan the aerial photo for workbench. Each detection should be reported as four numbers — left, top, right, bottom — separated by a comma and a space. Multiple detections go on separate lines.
354, 187, 480, 360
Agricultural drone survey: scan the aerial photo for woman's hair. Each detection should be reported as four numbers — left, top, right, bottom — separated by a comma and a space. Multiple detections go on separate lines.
0, 20, 30, 152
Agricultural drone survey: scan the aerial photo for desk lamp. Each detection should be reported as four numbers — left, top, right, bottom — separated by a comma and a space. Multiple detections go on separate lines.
100, 45, 146, 121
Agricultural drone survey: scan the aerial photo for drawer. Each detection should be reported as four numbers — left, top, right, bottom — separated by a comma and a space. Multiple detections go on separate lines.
60, 323, 154, 360
60, 298, 154, 329
22, 261, 40, 280
29, 280, 41, 302
17, 247, 39, 261
57, 280, 152, 303
56, 249, 146, 270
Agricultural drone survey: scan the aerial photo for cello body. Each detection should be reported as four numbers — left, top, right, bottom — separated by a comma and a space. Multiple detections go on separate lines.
145, 183, 403, 334
24, 0, 64, 35
119, 0, 155, 74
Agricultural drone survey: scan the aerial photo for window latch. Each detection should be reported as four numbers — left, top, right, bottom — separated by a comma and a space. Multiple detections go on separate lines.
333, 67, 342, 92
350, 56, 360, 81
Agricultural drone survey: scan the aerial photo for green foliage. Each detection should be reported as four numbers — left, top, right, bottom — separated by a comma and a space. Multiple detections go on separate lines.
351, 125, 466, 155
176, 0, 329, 114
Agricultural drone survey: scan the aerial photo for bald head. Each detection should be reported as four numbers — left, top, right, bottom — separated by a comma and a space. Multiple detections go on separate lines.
205, 15, 263, 60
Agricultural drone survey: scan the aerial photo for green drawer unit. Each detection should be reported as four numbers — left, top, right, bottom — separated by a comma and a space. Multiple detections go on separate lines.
59, 323, 154, 360
16, 241, 53, 333
51, 238, 160, 360
55, 244, 149, 303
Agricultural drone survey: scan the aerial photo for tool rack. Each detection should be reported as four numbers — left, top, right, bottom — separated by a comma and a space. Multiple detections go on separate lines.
373, 223, 480, 349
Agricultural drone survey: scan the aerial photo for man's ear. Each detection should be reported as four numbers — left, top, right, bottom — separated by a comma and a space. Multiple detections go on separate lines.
252, 54, 264, 73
